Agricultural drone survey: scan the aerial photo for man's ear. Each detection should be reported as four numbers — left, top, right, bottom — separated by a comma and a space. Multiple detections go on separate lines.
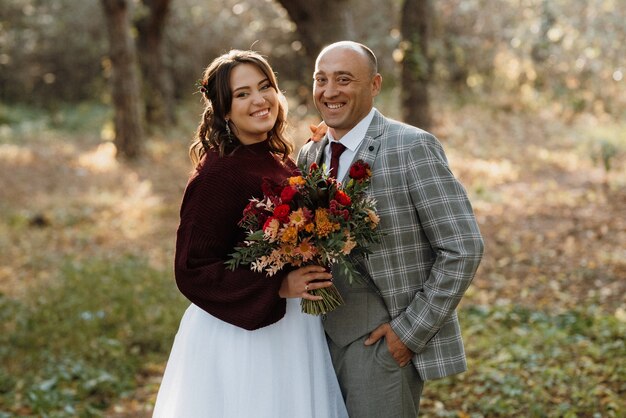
371, 73, 382, 97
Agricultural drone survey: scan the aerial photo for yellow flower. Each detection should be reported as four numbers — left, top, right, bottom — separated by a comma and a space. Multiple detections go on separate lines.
280, 226, 298, 245
288, 176, 306, 186
304, 222, 315, 233
315, 208, 340, 238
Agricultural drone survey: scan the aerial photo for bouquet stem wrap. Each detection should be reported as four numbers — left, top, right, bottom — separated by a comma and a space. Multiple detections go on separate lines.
301, 283, 345, 316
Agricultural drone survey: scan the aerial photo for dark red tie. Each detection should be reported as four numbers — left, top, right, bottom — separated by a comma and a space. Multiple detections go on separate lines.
329, 141, 347, 179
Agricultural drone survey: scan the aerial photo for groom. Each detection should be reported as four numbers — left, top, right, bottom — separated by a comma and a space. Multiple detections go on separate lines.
297, 41, 484, 417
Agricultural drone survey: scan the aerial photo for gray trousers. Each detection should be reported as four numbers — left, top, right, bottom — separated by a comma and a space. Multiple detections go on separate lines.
327, 334, 424, 418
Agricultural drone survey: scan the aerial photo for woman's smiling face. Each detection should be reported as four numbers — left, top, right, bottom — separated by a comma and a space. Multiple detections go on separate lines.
226, 63, 279, 145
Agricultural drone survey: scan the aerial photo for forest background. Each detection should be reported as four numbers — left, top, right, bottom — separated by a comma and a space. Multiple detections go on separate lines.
0, 0, 625, 417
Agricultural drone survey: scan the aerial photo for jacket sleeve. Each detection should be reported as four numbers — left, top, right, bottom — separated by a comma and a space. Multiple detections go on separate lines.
174, 165, 286, 330
389, 133, 484, 353
296, 142, 312, 170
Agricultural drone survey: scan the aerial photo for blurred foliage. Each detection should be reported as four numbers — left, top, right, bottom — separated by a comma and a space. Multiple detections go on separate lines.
0, 0, 308, 106
1, 0, 624, 118
433, 0, 626, 117
0, 0, 108, 106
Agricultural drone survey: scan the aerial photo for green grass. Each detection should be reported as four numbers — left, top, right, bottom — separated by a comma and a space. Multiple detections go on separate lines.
2, 267, 623, 417
420, 305, 626, 417
0, 256, 186, 417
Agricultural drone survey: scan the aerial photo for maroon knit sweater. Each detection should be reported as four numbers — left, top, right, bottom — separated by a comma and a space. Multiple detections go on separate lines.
174, 140, 298, 330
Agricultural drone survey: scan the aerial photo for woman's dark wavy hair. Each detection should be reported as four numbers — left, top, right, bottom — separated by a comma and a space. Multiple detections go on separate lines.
189, 50, 292, 167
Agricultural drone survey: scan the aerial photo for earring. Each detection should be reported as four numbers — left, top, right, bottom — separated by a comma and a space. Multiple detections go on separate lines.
225, 119, 233, 143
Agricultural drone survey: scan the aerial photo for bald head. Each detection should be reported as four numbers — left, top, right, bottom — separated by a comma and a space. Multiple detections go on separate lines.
316, 41, 378, 77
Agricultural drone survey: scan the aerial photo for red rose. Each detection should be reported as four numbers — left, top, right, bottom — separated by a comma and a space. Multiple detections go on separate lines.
280, 186, 298, 203
309, 162, 319, 173
349, 160, 370, 180
273, 204, 291, 222
334, 190, 352, 206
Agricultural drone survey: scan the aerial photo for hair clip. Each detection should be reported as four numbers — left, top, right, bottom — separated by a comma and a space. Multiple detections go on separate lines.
196, 80, 209, 95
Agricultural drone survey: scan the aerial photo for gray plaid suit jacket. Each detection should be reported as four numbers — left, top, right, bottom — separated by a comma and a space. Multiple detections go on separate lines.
297, 110, 484, 380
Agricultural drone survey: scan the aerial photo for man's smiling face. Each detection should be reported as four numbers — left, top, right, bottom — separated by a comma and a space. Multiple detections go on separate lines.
313, 46, 381, 140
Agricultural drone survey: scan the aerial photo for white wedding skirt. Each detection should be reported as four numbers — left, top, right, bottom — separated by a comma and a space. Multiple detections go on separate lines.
152, 298, 348, 418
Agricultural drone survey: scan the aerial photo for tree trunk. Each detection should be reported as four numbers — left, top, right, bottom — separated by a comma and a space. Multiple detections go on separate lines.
400, 0, 432, 130
274, 0, 369, 109
101, 0, 144, 160
274, 0, 354, 70
135, 0, 175, 128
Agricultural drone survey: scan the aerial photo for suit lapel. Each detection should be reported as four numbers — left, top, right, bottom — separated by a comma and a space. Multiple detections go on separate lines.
339, 110, 385, 184
314, 137, 328, 166
298, 137, 328, 173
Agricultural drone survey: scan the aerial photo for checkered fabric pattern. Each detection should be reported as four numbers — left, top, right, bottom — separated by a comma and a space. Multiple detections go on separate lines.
297, 110, 484, 380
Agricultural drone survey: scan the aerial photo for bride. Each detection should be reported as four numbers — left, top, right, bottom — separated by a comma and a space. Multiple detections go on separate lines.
152, 49, 348, 418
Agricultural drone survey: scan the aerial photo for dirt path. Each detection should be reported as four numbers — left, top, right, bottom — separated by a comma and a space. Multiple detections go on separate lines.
438, 106, 626, 313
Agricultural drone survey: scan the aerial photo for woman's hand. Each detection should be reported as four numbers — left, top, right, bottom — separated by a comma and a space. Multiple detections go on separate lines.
279, 265, 333, 300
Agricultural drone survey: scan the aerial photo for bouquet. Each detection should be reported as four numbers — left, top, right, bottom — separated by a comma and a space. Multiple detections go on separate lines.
226, 160, 381, 315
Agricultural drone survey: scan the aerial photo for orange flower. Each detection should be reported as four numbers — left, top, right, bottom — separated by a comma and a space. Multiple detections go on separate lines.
366, 209, 380, 228
288, 176, 306, 186
289, 208, 307, 228
315, 208, 340, 238
294, 237, 316, 262
280, 225, 298, 245
341, 231, 357, 255
280, 244, 295, 257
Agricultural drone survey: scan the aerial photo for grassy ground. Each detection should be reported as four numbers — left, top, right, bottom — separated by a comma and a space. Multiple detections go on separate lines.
0, 95, 624, 417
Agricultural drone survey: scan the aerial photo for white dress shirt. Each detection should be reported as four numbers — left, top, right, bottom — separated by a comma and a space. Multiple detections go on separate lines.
323, 108, 376, 182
